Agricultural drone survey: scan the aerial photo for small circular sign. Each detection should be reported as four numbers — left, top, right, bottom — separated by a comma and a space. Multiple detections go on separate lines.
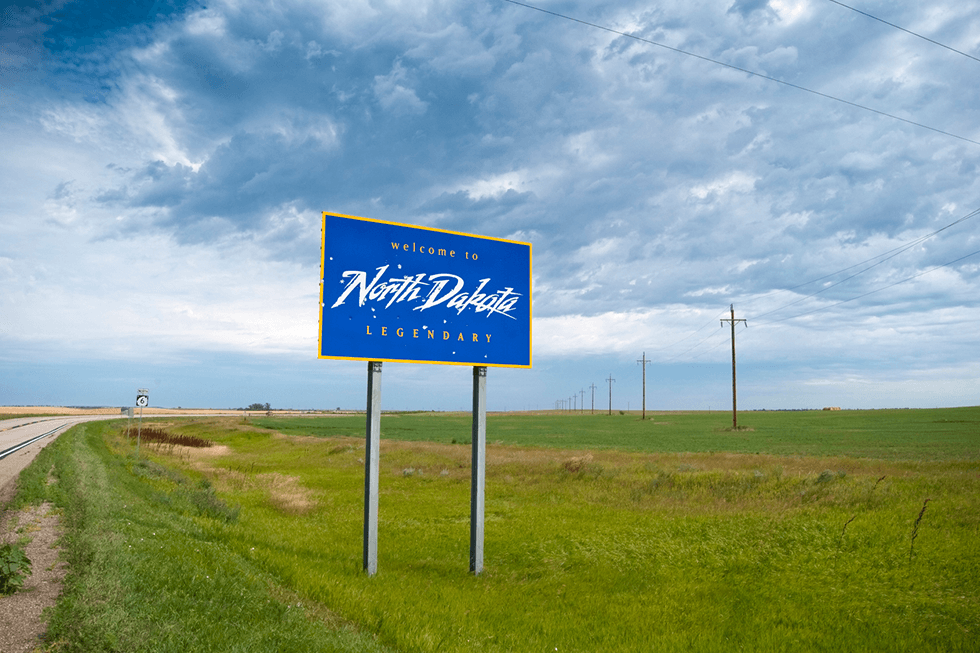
136, 395, 148, 407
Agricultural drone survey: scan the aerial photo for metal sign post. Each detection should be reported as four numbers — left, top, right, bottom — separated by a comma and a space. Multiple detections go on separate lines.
136, 389, 149, 456
363, 362, 382, 576
470, 366, 487, 574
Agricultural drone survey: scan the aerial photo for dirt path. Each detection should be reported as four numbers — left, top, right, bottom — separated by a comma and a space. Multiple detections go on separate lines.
0, 502, 66, 653
0, 418, 73, 653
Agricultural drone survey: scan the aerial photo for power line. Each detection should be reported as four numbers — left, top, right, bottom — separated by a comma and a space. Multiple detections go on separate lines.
824, 0, 980, 65
689, 332, 735, 361
747, 205, 980, 322
649, 310, 730, 357
752, 206, 980, 304
662, 322, 730, 363
755, 246, 980, 326
656, 240, 980, 360
501, 0, 980, 147
647, 204, 980, 362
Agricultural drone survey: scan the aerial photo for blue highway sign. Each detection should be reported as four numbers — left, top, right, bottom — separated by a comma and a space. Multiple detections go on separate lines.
319, 212, 532, 368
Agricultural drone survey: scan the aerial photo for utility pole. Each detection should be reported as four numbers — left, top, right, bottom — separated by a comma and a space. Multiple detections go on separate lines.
606, 374, 615, 415
589, 383, 597, 414
636, 351, 651, 420
720, 304, 747, 430
579, 389, 585, 413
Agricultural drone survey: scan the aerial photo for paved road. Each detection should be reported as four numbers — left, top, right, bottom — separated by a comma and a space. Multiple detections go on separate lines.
0, 413, 238, 506
0, 416, 113, 505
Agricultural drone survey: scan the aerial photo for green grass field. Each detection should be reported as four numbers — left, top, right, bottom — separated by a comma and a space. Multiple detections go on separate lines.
8, 409, 980, 652
251, 406, 980, 459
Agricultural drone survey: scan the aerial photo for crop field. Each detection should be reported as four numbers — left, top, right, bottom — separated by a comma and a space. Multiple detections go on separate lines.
251, 407, 980, 459
9, 408, 980, 652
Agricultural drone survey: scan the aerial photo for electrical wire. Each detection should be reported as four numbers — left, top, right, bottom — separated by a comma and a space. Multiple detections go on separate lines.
754, 247, 980, 326
647, 310, 729, 355
655, 204, 980, 360
824, 0, 980, 64
660, 320, 730, 363
501, 0, 980, 363
500, 0, 980, 147
688, 333, 732, 361
746, 206, 980, 322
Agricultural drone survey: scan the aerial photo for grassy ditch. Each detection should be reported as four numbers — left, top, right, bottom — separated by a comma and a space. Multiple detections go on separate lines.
129, 414, 978, 652
9, 421, 393, 653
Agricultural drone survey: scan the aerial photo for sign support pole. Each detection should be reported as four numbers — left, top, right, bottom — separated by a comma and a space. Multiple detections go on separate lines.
470, 366, 487, 574
135, 388, 148, 457
364, 361, 382, 576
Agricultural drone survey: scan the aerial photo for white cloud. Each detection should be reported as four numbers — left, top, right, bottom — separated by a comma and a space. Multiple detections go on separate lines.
459, 170, 530, 200
373, 61, 428, 116
0, 228, 317, 360
770, 0, 809, 24
3, 0, 980, 410
184, 9, 228, 37
564, 130, 616, 168
685, 286, 732, 298
689, 171, 757, 200
405, 22, 497, 75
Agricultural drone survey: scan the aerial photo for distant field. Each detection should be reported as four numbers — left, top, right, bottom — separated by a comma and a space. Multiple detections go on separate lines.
13, 409, 980, 652
251, 406, 980, 460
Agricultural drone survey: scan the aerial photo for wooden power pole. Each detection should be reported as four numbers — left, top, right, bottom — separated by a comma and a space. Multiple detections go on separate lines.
720, 304, 747, 430
636, 351, 651, 420
589, 383, 597, 414
606, 374, 615, 415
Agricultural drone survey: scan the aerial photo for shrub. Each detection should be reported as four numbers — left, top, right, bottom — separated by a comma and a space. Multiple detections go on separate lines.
0, 542, 32, 595
125, 427, 213, 448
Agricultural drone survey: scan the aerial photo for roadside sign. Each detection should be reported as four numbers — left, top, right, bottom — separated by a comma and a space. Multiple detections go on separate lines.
319, 212, 532, 368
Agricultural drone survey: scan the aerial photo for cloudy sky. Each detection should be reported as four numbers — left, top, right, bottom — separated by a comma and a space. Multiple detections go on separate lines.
2, 0, 979, 412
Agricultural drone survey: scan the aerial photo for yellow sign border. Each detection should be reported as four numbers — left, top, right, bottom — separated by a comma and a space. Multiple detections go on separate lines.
318, 211, 533, 369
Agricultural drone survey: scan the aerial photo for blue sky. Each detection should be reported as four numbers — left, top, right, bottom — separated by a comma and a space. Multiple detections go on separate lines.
2, 0, 979, 411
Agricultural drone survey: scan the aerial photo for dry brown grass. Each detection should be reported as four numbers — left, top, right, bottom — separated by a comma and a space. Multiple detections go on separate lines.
202, 466, 317, 515
561, 453, 594, 472
153, 435, 316, 515
0, 406, 123, 416
0, 407, 338, 418
150, 443, 233, 459
259, 473, 317, 514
